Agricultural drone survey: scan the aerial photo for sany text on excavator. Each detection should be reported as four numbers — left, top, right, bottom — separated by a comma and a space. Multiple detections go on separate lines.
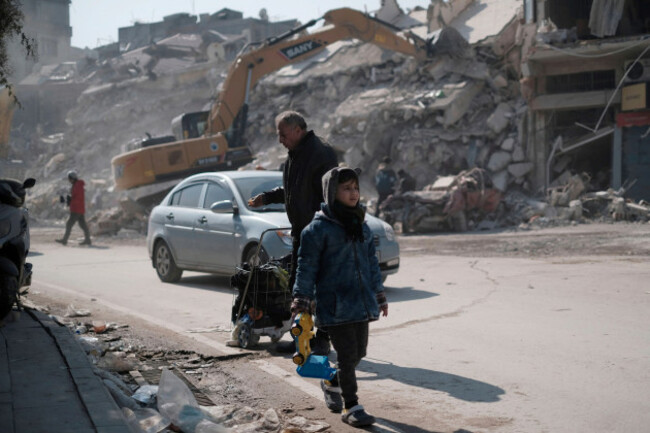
111, 7, 463, 191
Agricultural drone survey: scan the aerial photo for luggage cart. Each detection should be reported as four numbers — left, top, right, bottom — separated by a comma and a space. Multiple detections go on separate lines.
229, 227, 293, 349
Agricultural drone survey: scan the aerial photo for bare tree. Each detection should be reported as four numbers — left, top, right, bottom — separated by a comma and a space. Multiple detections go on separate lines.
0, 0, 37, 101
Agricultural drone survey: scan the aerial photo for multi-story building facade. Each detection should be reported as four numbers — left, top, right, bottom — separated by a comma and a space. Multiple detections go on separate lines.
521, 0, 650, 198
8, 0, 73, 82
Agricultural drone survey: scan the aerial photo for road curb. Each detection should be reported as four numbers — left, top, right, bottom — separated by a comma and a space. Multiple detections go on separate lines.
29, 309, 132, 432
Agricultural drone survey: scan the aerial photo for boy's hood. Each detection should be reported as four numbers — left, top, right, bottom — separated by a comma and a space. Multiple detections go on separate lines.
321, 166, 361, 207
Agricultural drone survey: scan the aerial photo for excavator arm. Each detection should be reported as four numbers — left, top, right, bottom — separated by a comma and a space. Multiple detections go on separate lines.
209, 8, 432, 136
112, 7, 451, 191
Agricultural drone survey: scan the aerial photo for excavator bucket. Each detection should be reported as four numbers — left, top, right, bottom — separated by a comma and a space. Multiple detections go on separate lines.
427, 26, 469, 58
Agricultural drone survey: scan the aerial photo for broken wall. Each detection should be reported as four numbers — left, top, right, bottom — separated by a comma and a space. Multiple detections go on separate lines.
427, 0, 475, 32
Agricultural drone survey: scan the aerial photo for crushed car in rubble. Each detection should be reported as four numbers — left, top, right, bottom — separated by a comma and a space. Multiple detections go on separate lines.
379, 168, 502, 233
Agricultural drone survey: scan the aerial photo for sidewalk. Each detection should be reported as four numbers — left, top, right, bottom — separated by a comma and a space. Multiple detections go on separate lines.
0, 308, 130, 433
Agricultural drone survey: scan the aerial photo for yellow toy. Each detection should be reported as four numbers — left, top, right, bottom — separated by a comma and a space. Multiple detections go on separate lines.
291, 312, 336, 379
291, 312, 315, 365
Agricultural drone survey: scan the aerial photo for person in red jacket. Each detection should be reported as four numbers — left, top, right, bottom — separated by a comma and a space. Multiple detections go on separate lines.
56, 170, 91, 246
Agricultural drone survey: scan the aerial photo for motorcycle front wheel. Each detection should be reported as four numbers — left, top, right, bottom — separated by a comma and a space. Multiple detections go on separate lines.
0, 273, 18, 320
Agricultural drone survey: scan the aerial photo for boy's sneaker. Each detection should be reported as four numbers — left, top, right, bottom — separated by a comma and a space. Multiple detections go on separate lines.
79, 239, 91, 246
320, 380, 343, 412
55, 239, 67, 245
341, 405, 376, 427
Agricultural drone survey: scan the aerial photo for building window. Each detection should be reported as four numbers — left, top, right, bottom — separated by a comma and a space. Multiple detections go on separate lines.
546, 70, 616, 94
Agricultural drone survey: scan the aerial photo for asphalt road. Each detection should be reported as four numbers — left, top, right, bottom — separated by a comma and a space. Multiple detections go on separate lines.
27, 225, 650, 432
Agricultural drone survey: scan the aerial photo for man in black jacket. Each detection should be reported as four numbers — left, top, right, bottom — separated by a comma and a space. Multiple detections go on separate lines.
250, 111, 338, 280
249, 111, 338, 354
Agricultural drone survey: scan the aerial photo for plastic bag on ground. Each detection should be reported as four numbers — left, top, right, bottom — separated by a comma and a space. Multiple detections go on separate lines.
123, 407, 170, 433
132, 384, 159, 407
157, 369, 231, 433
65, 304, 91, 317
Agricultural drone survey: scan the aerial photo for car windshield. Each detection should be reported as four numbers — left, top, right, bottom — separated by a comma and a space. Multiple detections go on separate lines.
233, 176, 285, 212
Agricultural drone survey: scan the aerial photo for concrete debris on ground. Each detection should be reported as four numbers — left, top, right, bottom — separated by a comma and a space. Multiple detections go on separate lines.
40, 303, 331, 433
378, 168, 501, 233
378, 168, 650, 234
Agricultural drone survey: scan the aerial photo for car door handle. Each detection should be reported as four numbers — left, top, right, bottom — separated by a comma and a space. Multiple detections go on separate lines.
198, 216, 207, 224
166, 213, 174, 220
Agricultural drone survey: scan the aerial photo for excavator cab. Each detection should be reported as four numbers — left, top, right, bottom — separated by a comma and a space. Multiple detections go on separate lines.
171, 111, 209, 140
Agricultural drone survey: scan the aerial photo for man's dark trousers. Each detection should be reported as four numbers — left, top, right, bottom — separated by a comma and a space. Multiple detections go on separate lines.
62, 212, 90, 243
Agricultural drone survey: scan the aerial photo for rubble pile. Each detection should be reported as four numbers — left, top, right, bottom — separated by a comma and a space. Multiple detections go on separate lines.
241, 38, 648, 232
18, 60, 228, 231
514, 174, 650, 230
379, 169, 650, 234
245, 41, 530, 195
380, 168, 503, 233
237, 41, 547, 232
40, 303, 332, 433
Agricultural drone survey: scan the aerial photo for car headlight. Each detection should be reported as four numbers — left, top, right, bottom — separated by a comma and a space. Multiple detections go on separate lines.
0, 220, 11, 238
382, 222, 395, 242
385, 258, 399, 267
275, 229, 293, 246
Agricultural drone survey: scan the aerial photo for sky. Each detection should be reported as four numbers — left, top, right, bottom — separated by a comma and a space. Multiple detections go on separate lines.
69, 0, 431, 49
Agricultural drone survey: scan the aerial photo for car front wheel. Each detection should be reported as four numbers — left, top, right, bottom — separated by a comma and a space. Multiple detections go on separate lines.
154, 241, 183, 283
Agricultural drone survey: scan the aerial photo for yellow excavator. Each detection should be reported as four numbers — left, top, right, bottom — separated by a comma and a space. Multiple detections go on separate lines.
111, 7, 462, 192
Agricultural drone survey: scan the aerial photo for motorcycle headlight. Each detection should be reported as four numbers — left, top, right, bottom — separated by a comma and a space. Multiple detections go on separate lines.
275, 229, 293, 246
0, 220, 11, 238
383, 222, 395, 242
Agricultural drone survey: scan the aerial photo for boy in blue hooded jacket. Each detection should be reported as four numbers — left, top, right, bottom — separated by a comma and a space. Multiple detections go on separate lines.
291, 166, 388, 428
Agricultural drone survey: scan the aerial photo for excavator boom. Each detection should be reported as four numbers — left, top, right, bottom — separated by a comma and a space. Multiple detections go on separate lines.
112, 7, 444, 191
208, 8, 432, 136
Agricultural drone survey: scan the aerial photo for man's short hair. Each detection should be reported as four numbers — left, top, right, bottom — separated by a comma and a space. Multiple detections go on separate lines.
275, 111, 307, 130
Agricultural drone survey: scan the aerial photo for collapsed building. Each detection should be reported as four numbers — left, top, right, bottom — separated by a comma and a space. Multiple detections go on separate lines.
244, 0, 650, 231
7, 0, 650, 234
522, 0, 650, 199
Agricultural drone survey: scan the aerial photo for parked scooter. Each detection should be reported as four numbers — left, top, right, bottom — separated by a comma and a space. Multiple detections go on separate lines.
0, 178, 35, 320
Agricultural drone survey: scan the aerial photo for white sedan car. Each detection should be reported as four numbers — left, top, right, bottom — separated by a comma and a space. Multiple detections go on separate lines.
147, 170, 400, 283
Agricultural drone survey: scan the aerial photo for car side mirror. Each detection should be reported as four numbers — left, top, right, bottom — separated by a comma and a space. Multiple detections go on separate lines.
210, 200, 238, 214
